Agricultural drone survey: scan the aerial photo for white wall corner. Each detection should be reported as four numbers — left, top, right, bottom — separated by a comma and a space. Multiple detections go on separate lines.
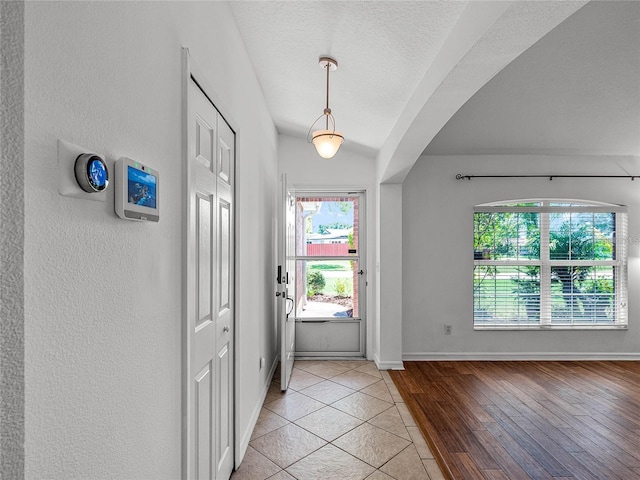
374, 354, 405, 371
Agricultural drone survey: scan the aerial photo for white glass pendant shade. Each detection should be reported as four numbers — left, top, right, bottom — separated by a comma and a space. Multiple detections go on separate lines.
311, 129, 344, 159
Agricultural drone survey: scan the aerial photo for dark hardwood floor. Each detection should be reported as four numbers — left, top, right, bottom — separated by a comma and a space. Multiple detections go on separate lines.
390, 361, 640, 480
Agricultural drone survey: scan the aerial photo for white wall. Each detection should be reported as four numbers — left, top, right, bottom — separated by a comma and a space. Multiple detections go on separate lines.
1, 2, 25, 475
24, 2, 277, 478
277, 134, 377, 359
403, 155, 640, 359
377, 184, 404, 369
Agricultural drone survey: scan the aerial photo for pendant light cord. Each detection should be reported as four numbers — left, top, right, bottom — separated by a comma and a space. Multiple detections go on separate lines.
325, 60, 330, 130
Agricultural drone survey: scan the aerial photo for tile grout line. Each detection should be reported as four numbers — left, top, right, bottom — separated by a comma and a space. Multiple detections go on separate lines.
236, 361, 437, 480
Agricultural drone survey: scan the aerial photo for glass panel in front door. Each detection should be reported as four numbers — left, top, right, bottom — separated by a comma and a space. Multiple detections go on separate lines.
296, 197, 359, 257
298, 259, 359, 319
293, 194, 364, 357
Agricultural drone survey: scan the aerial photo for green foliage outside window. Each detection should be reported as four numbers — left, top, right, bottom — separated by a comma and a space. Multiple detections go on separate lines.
307, 270, 326, 297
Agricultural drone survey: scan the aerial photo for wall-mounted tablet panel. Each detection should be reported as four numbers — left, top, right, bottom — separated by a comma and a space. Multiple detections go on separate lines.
58, 140, 109, 202
114, 157, 160, 222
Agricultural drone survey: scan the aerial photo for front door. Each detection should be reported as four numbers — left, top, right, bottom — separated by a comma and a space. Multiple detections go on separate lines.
186, 75, 235, 480
278, 175, 296, 390
293, 193, 366, 357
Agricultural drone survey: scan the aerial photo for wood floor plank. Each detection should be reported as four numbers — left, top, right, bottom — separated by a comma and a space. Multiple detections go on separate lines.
482, 470, 511, 480
588, 409, 640, 449
568, 415, 640, 470
435, 402, 500, 470
571, 451, 637, 480
390, 361, 640, 480
474, 429, 540, 480
577, 414, 640, 467
392, 382, 460, 479
482, 420, 555, 480
514, 417, 600, 480
454, 452, 489, 480
483, 405, 572, 477
498, 375, 574, 430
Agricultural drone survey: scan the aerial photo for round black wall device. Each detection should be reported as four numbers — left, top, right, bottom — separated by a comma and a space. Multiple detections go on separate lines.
74, 153, 109, 193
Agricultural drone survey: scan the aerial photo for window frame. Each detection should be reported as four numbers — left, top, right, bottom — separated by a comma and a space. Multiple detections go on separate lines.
473, 200, 628, 330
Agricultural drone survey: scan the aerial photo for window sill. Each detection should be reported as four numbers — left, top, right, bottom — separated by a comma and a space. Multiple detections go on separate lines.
474, 324, 628, 331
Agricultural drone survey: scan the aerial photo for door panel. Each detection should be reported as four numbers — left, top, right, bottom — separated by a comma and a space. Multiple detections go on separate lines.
284, 190, 296, 385
196, 115, 215, 170
218, 200, 231, 311
195, 363, 212, 480
215, 342, 231, 475
295, 321, 362, 355
187, 76, 235, 480
218, 134, 233, 185
197, 194, 213, 326
214, 117, 234, 480
279, 175, 296, 390
191, 93, 218, 478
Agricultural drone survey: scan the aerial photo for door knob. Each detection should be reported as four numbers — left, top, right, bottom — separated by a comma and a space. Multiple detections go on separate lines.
223, 325, 230, 333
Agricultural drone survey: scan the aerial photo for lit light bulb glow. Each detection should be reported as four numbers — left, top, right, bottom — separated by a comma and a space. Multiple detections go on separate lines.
311, 130, 344, 159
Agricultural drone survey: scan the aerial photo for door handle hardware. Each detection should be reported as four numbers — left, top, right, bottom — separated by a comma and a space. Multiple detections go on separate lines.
357, 270, 364, 275
286, 297, 294, 316
276, 292, 283, 297
223, 325, 230, 333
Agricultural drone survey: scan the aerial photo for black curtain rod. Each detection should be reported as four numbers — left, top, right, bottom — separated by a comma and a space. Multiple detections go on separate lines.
456, 174, 640, 181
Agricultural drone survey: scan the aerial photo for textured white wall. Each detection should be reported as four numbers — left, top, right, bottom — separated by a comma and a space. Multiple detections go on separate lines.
277, 134, 377, 359
1, 1, 25, 477
24, 2, 277, 478
403, 155, 640, 359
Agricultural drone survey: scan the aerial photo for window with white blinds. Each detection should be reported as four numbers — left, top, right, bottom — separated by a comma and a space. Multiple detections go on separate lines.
473, 200, 628, 329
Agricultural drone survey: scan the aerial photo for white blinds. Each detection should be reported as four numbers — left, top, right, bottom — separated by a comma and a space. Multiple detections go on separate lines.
474, 201, 628, 329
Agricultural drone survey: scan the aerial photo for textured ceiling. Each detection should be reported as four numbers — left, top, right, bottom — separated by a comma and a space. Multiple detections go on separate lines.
229, 1, 640, 160
228, 1, 467, 154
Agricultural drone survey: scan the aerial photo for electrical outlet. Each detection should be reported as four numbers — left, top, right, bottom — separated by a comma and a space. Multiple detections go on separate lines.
444, 325, 452, 335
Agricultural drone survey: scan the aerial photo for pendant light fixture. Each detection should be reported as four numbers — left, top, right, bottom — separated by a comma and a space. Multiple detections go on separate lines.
307, 56, 344, 159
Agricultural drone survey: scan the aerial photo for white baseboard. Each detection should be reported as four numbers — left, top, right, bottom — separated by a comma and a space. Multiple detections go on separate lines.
235, 357, 278, 467
403, 352, 640, 361
373, 353, 405, 370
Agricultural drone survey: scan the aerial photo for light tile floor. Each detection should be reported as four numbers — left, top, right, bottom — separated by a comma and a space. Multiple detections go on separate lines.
231, 360, 445, 480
